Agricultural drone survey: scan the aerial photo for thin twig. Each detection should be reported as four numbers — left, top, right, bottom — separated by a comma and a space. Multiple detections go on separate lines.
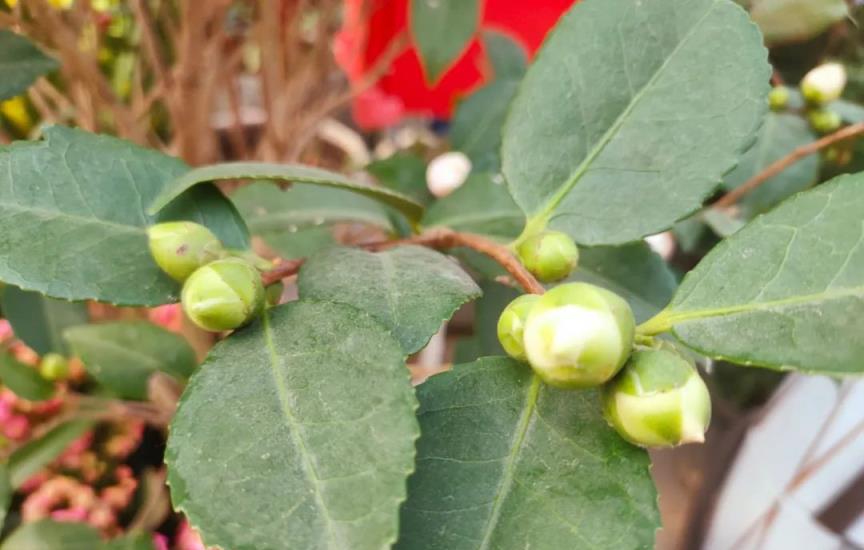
713, 122, 864, 208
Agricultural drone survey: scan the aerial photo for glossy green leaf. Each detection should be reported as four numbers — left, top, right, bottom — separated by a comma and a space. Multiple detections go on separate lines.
502, 0, 770, 246
750, 0, 847, 44
64, 322, 196, 400
644, 175, 864, 374
0, 126, 248, 306
298, 246, 480, 354
411, 0, 480, 83
397, 357, 659, 549
1, 285, 89, 355
0, 31, 58, 102
8, 420, 91, 488
483, 30, 527, 81
149, 162, 424, 224
723, 113, 819, 216
423, 174, 524, 241
0, 520, 102, 550
0, 463, 11, 528
451, 81, 520, 173
366, 152, 433, 206
0, 353, 54, 401
166, 301, 419, 550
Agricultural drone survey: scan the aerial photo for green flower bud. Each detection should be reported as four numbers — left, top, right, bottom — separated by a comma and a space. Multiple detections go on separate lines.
523, 282, 634, 388
39, 353, 69, 381
801, 62, 846, 105
808, 108, 842, 134
266, 281, 285, 307
768, 86, 789, 112
147, 222, 225, 282
516, 231, 580, 282
497, 294, 540, 361
602, 349, 711, 448
181, 258, 265, 332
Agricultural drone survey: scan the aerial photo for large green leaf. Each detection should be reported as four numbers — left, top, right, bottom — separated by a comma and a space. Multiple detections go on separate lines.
258, 226, 335, 260
411, 0, 480, 83
422, 174, 524, 241
166, 301, 419, 550
0, 127, 248, 306
366, 152, 433, 206
0, 353, 54, 402
1, 286, 89, 355
0, 31, 58, 102
723, 113, 819, 216
502, 0, 770, 246
298, 246, 480, 354
64, 322, 196, 400
642, 175, 864, 374
149, 162, 424, 224
750, 0, 847, 44
397, 358, 659, 550
0, 520, 102, 550
8, 420, 92, 488
451, 81, 520, 173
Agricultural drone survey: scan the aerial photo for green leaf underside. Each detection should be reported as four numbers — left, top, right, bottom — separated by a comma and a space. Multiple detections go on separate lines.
750, 0, 848, 44
411, 0, 480, 83
166, 301, 419, 550
149, 162, 424, 223
723, 113, 819, 216
0, 30, 58, 102
656, 175, 864, 374
298, 246, 481, 354
451, 81, 520, 173
0, 353, 54, 401
422, 174, 524, 240
502, 0, 770, 245
0, 520, 102, 550
0, 127, 248, 306
64, 322, 196, 400
232, 181, 395, 233
8, 420, 92, 488
1, 285, 89, 355
397, 358, 658, 550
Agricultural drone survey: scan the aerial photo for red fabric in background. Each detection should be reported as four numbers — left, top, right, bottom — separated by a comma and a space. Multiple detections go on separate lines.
336, 0, 577, 128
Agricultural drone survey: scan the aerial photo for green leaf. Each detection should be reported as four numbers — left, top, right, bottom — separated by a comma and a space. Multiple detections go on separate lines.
474, 281, 520, 357
102, 533, 156, 550
644, 175, 864, 374
502, 0, 770, 246
64, 322, 196, 400
451, 81, 520, 173
750, 0, 847, 44
422, 174, 524, 241
366, 152, 434, 206
149, 162, 424, 224
0, 31, 58, 102
0, 520, 102, 550
723, 113, 819, 216
0, 353, 54, 402
397, 358, 659, 550
8, 420, 92, 488
166, 301, 419, 550
0, 463, 11, 528
0, 126, 249, 306
830, 99, 864, 124
1, 285, 89, 355
258, 226, 335, 260
482, 30, 527, 81
298, 246, 480, 354
410, 0, 480, 83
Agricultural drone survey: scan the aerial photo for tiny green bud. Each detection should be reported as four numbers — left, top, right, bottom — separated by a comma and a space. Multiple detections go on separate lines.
516, 231, 580, 282
523, 282, 634, 388
602, 349, 711, 448
181, 258, 265, 332
768, 86, 789, 111
808, 108, 842, 134
801, 62, 846, 105
148, 222, 225, 282
497, 294, 540, 361
39, 353, 69, 381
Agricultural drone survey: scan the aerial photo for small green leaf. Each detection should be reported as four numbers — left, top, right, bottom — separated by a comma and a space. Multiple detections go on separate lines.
411, 0, 480, 83
366, 152, 434, 206
397, 357, 659, 549
0, 520, 102, 550
750, 0, 847, 44
299, 246, 481, 354
0, 31, 58, 102
482, 30, 527, 81
64, 322, 196, 400
644, 174, 864, 374
451, 81, 520, 173
8, 420, 92, 488
0, 463, 11, 528
1, 286, 89, 356
149, 162, 424, 224
0, 353, 54, 402
166, 301, 419, 550
502, 0, 770, 246
422, 173, 524, 240
0, 127, 249, 306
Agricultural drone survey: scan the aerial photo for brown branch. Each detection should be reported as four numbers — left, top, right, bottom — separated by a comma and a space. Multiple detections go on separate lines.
713, 122, 864, 208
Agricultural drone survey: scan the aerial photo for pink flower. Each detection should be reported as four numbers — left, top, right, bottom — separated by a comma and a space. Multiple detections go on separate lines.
4, 414, 30, 440
177, 520, 208, 550
148, 304, 183, 333
152, 533, 170, 550
0, 320, 13, 341
50, 506, 88, 522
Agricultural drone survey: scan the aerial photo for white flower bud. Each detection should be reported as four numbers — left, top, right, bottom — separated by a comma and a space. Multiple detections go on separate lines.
426, 152, 471, 198
801, 63, 847, 105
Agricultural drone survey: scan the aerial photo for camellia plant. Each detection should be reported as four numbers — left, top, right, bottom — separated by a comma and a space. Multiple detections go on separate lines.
2, 0, 864, 548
